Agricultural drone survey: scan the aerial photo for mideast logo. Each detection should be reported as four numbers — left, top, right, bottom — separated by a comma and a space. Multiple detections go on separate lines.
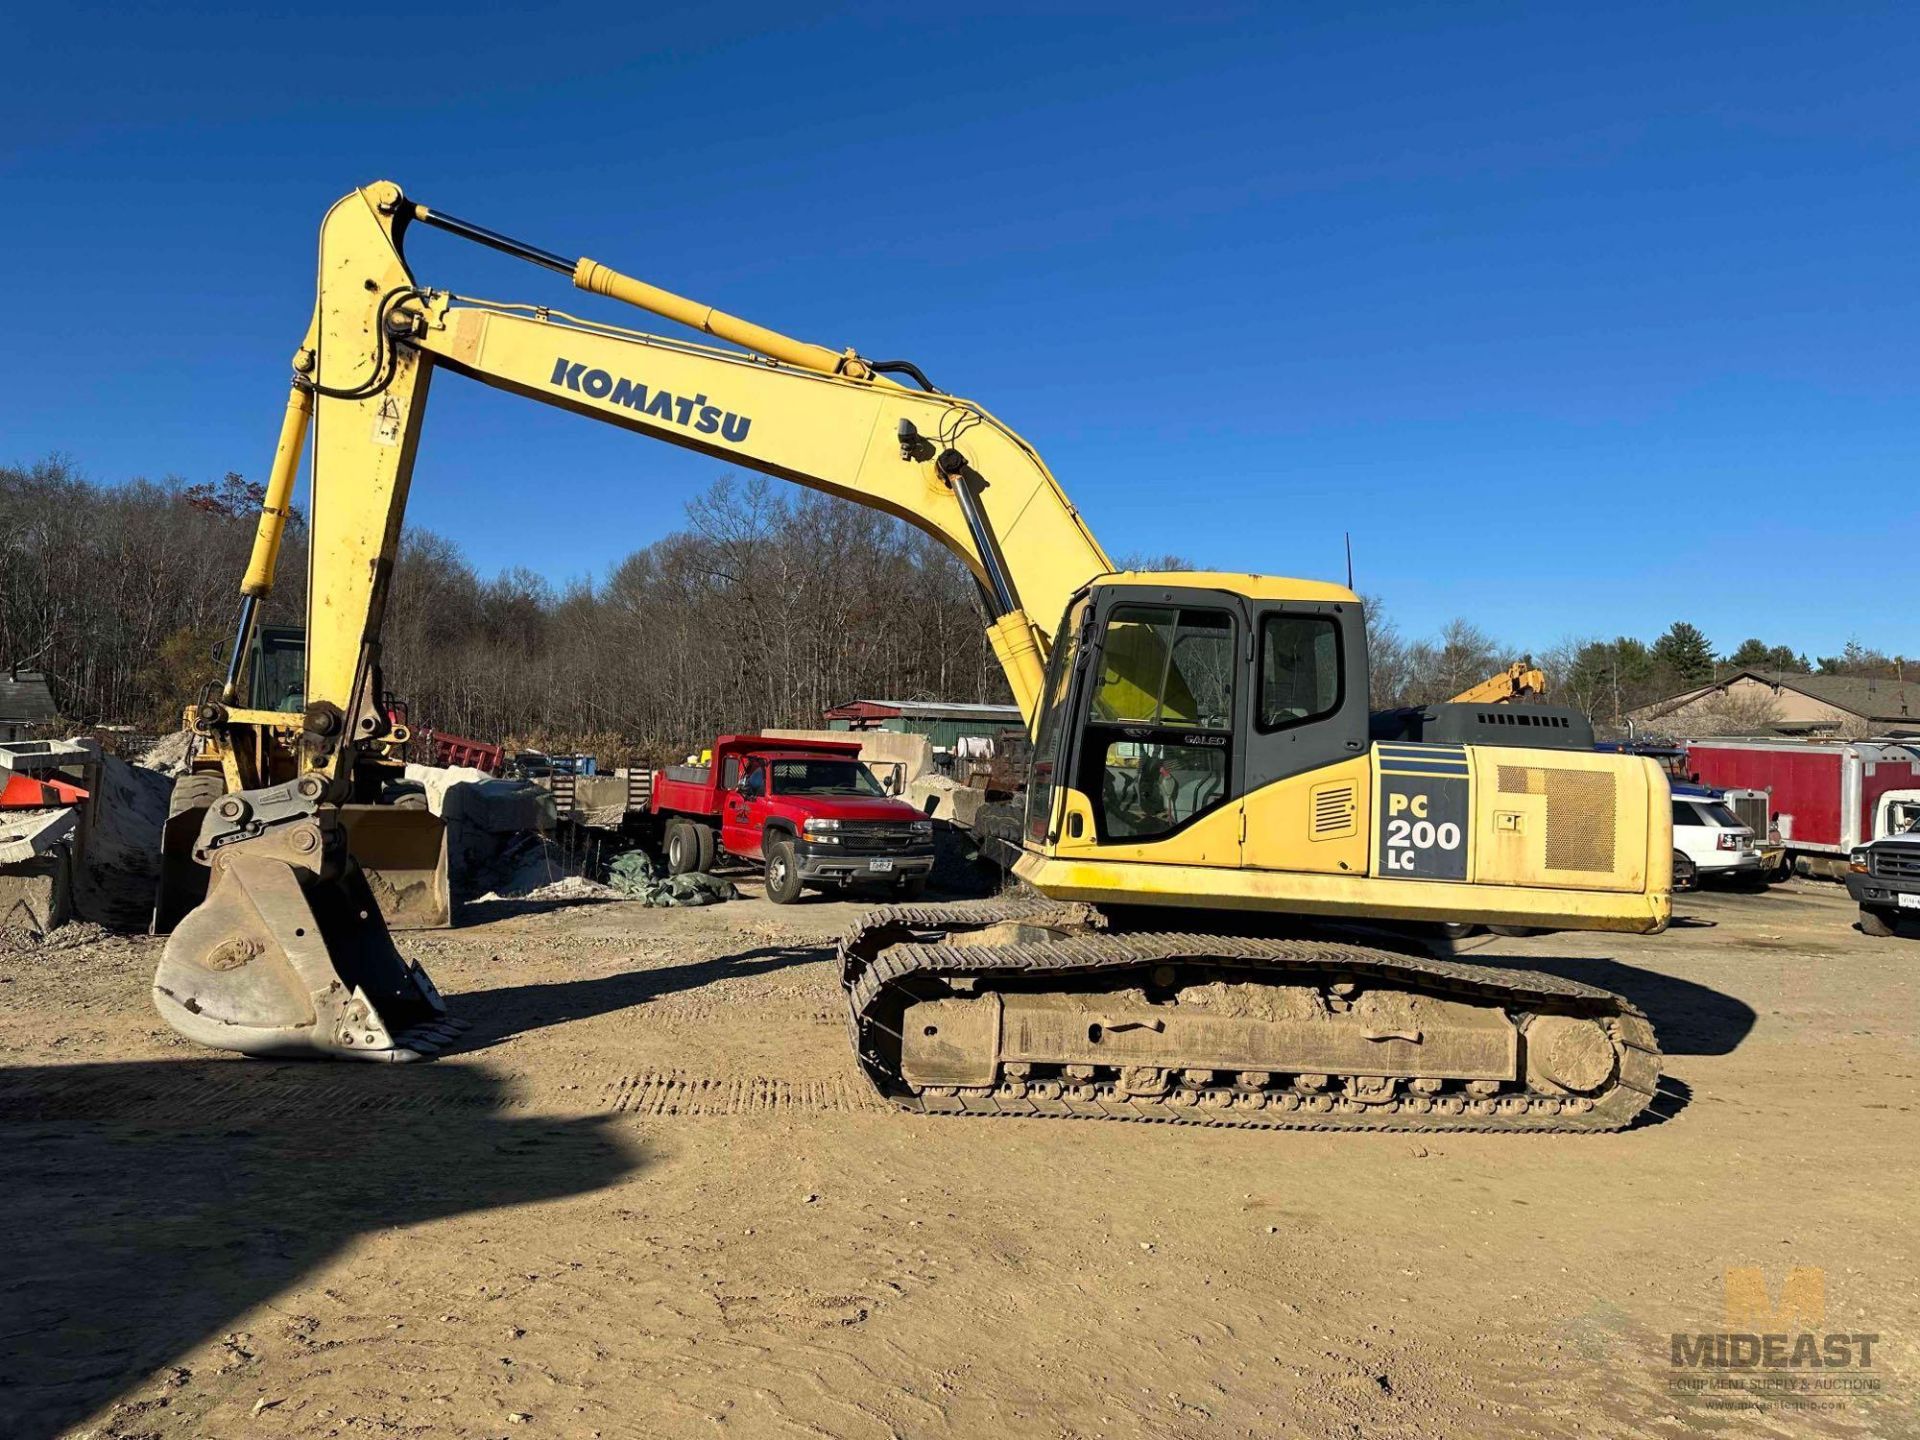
1667, 1267, 1884, 1419
548, 359, 752, 444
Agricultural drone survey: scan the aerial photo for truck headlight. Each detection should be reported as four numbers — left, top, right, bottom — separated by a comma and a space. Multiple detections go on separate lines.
912, 820, 933, 835
1849, 849, 1869, 874
803, 818, 840, 834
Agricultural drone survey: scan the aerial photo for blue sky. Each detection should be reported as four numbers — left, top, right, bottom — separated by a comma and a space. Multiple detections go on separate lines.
3, 3, 1912, 658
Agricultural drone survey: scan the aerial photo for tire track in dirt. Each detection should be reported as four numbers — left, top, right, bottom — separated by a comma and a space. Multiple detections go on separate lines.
599, 1069, 885, 1116
0, 1062, 884, 1124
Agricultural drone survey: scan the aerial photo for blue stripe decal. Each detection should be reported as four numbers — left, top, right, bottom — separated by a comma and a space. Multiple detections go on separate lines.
1377, 745, 1467, 757
1379, 762, 1471, 777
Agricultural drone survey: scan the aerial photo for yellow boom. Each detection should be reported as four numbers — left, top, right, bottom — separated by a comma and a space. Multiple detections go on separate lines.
1449, 660, 1549, 706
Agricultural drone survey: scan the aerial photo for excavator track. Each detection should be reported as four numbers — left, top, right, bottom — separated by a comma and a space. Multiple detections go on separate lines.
840, 899, 1660, 1134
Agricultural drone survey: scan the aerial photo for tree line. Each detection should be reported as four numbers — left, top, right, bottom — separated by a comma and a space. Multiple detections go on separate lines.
0, 459, 998, 764
0, 454, 1903, 758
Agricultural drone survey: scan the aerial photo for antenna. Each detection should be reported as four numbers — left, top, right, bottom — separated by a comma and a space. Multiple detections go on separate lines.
1344, 532, 1354, 590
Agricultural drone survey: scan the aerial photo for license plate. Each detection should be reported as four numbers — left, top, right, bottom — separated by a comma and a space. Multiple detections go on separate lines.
868, 858, 894, 873
1898, 892, 1920, 911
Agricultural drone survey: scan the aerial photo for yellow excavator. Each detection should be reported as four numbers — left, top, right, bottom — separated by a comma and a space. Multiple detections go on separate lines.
156, 181, 1668, 1132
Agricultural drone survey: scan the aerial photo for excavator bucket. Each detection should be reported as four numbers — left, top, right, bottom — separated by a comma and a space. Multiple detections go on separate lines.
154, 778, 452, 933
152, 780, 464, 1061
339, 803, 452, 929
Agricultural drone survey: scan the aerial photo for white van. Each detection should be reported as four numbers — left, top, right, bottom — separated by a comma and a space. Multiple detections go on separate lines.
1670, 786, 1765, 890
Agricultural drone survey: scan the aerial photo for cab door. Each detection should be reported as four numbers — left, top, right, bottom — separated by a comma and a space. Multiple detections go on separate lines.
721, 757, 766, 859
1064, 594, 1242, 853
1237, 600, 1372, 875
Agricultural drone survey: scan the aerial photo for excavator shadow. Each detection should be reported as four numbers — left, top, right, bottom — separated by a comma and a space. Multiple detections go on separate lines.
452, 942, 828, 1048
0, 1059, 641, 1440
1500, 954, 1758, 1057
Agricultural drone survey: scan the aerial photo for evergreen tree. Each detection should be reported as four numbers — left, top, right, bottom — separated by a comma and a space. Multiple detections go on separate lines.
1652, 621, 1715, 687
1726, 638, 1808, 673
1564, 637, 1658, 725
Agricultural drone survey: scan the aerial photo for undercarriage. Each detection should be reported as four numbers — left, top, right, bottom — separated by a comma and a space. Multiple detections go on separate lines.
841, 898, 1660, 1133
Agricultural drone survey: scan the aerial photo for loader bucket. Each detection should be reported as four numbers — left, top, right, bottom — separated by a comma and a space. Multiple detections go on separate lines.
153, 806, 465, 1061
339, 803, 452, 930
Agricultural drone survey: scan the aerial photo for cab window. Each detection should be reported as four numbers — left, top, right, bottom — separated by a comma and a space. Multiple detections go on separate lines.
1025, 598, 1087, 843
1093, 606, 1232, 729
1259, 615, 1340, 730
1082, 605, 1233, 842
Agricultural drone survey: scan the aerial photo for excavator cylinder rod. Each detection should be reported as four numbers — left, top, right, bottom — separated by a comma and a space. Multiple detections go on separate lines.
410, 204, 575, 275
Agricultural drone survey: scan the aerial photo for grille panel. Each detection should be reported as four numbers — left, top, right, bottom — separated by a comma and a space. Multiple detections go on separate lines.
1727, 794, 1768, 838
834, 822, 933, 854
1871, 845, 1920, 881
1498, 765, 1618, 873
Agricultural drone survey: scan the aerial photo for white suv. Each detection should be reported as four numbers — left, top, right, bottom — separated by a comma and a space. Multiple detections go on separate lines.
1670, 787, 1765, 890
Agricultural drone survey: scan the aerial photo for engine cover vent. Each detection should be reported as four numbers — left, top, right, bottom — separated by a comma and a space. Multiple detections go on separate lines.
1498, 765, 1617, 872
1310, 781, 1359, 840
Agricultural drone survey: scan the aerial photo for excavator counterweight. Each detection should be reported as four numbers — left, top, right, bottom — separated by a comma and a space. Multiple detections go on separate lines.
158, 182, 1666, 1128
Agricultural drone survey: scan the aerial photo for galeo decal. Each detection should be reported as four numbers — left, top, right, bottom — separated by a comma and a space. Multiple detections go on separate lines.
1376, 742, 1469, 881
548, 358, 752, 443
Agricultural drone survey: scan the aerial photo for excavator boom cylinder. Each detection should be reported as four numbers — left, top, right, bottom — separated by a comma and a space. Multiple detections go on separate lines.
572, 257, 871, 379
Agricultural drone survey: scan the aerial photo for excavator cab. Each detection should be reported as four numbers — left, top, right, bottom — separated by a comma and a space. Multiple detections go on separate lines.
248, 622, 307, 713
1024, 576, 1367, 853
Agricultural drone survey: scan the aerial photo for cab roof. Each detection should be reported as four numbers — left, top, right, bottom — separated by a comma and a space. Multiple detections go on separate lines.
1095, 571, 1361, 605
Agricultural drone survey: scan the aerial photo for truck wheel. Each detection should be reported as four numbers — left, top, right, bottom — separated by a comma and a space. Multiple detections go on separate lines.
665, 818, 701, 875
1859, 904, 1898, 938
691, 821, 715, 873
1673, 851, 1697, 892
764, 837, 804, 905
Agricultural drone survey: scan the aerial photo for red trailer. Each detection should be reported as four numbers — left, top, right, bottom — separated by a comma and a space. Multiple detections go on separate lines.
1685, 739, 1920, 877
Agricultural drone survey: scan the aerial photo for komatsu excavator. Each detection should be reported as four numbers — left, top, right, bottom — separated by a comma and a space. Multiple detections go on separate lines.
155, 181, 1669, 1132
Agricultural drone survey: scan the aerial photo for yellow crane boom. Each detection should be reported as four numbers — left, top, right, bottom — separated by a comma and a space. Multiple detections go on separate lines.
1449, 660, 1549, 706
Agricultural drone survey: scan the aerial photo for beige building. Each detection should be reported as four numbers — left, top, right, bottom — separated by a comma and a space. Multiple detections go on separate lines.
1629, 669, 1920, 739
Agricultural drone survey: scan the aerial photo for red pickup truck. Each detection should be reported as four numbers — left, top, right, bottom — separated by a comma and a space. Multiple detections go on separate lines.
647, 735, 935, 904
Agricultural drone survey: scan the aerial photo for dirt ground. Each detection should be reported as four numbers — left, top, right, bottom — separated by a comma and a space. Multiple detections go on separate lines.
2, 876, 1915, 1440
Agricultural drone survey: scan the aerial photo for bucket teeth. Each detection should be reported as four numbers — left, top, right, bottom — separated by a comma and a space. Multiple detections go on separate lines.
411, 963, 450, 1014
